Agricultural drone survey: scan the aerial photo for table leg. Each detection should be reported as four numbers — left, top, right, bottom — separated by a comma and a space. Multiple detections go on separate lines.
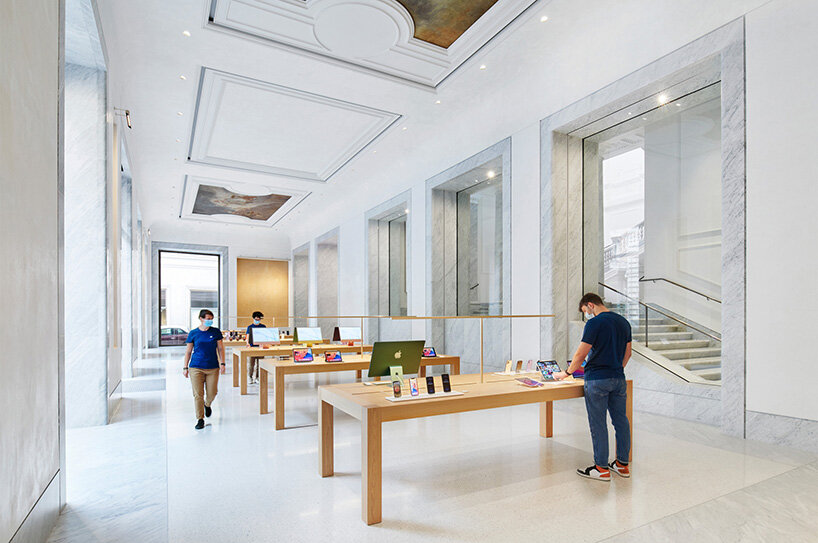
356, 370, 362, 380
274, 367, 285, 430
319, 400, 334, 477
361, 408, 382, 525
232, 352, 239, 387
453, 357, 461, 375
240, 353, 248, 395
419, 365, 426, 378
259, 367, 268, 415
539, 401, 553, 438
627, 380, 633, 462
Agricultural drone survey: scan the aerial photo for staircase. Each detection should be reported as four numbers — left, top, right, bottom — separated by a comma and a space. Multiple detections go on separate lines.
608, 303, 721, 385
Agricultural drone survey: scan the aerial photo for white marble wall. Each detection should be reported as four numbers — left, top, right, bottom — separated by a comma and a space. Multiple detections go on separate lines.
316, 233, 339, 338
292, 245, 310, 328
120, 175, 133, 379
540, 20, 747, 437
65, 62, 109, 428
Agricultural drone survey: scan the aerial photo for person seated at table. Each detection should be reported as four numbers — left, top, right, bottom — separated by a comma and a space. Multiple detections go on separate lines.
246, 311, 266, 385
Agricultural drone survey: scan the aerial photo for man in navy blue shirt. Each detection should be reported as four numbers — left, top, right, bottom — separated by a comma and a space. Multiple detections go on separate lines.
183, 309, 225, 429
554, 293, 632, 481
246, 311, 266, 385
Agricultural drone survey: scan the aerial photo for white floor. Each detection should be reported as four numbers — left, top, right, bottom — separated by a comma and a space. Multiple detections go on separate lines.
48, 348, 818, 543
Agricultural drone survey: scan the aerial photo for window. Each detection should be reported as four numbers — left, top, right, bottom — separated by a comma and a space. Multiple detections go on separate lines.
159, 251, 220, 345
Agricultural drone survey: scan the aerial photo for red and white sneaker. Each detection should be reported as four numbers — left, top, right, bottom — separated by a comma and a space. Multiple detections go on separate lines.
608, 460, 630, 478
576, 465, 611, 481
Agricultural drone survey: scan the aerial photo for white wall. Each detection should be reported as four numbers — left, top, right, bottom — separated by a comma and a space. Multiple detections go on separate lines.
745, 0, 818, 421
0, 0, 62, 540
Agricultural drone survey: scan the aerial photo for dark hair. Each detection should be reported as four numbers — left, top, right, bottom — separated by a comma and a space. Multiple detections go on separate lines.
198, 309, 214, 319
252, 311, 264, 319
578, 293, 604, 312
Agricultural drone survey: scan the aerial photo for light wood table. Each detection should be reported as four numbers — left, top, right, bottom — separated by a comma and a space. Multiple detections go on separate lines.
223, 338, 293, 348
258, 354, 461, 430
318, 374, 633, 525
233, 344, 372, 394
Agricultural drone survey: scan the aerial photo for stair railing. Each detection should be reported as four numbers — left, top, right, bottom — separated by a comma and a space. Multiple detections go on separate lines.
639, 276, 721, 304
598, 282, 722, 346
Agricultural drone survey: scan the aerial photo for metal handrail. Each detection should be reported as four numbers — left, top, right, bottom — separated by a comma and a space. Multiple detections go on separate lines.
639, 276, 721, 304
598, 282, 721, 343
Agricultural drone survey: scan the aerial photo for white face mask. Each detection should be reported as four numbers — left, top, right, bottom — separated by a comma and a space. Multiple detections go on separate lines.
585, 312, 594, 320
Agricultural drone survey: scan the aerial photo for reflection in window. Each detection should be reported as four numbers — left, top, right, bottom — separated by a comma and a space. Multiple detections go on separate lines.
388, 215, 407, 316
457, 177, 503, 316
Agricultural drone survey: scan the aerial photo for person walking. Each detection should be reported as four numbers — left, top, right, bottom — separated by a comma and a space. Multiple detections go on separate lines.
554, 293, 632, 481
183, 309, 226, 430
246, 311, 266, 385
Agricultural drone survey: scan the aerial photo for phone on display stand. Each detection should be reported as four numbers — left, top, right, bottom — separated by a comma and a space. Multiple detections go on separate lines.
441, 373, 451, 393
409, 377, 419, 396
426, 376, 435, 394
392, 378, 402, 398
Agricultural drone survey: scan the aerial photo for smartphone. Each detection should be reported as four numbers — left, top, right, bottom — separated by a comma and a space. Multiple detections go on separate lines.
504, 360, 513, 373
426, 376, 435, 394
515, 360, 523, 372
409, 377, 419, 396
392, 378, 402, 398
441, 373, 451, 393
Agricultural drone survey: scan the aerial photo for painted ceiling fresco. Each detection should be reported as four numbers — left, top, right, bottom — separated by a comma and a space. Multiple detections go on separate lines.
192, 185, 291, 221
397, 0, 501, 48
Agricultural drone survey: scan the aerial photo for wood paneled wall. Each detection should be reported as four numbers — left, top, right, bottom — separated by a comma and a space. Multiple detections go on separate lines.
236, 258, 289, 329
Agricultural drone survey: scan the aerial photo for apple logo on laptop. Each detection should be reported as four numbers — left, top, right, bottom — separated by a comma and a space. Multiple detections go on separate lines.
394, 350, 402, 359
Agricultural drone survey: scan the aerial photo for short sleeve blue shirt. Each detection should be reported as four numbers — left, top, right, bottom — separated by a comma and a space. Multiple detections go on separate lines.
580, 312, 632, 381
246, 323, 266, 347
186, 327, 223, 369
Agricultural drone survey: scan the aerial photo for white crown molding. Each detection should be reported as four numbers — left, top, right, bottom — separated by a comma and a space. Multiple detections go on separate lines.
188, 68, 401, 181
179, 175, 311, 227
208, 0, 538, 87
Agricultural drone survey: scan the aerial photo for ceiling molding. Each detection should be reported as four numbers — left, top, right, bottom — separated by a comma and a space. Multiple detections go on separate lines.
188, 68, 402, 181
207, 0, 537, 88
180, 175, 310, 227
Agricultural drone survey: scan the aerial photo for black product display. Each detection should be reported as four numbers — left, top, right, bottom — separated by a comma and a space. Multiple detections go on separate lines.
426, 376, 435, 394
392, 379, 402, 398
441, 373, 451, 393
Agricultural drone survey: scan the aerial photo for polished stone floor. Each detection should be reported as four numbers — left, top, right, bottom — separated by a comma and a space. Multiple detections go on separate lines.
48, 348, 818, 542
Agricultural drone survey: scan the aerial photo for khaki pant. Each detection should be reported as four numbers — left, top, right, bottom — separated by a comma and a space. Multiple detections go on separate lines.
248, 357, 261, 380
189, 367, 219, 420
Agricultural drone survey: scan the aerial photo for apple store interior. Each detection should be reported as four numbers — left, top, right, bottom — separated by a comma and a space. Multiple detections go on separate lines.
3, 0, 818, 542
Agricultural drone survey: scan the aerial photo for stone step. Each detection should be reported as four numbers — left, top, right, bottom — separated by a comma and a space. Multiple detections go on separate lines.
644, 339, 711, 351
633, 331, 694, 342
658, 347, 722, 360
634, 325, 684, 334
692, 367, 722, 380
680, 357, 722, 370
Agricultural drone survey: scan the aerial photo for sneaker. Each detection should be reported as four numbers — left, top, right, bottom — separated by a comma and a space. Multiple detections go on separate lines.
608, 460, 630, 478
204, 405, 212, 418
576, 465, 611, 481
195, 419, 205, 430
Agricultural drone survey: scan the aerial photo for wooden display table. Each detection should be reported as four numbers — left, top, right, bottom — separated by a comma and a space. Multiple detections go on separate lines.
318, 374, 633, 525
258, 354, 461, 430
232, 344, 371, 394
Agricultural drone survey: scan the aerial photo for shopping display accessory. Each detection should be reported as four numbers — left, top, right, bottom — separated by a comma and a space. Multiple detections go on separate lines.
332, 326, 362, 342
250, 327, 280, 346
323, 351, 343, 362
441, 373, 451, 393
367, 340, 425, 378
422, 347, 437, 357
293, 327, 322, 343
425, 376, 435, 394
537, 360, 561, 380
293, 348, 314, 363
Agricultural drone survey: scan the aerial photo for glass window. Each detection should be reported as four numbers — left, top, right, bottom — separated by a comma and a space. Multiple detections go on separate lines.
159, 251, 220, 345
457, 177, 503, 316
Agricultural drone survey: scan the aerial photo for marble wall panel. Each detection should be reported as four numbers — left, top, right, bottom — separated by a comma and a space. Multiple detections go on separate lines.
292, 244, 310, 328
316, 232, 339, 338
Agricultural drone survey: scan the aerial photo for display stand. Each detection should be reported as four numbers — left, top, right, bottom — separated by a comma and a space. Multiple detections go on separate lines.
385, 390, 465, 402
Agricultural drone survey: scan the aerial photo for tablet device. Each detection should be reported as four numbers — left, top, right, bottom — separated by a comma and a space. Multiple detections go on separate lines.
516, 377, 544, 388
293, 348, 314, 363
422, 347, 437, 357
323, 351, 342, 363
537, 360, 561, 380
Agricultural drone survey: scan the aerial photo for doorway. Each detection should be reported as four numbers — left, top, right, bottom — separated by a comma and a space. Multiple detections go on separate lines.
158, 251, 221, 346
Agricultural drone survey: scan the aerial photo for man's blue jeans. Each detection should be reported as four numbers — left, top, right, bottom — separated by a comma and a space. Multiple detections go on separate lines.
584, 377, 630, 467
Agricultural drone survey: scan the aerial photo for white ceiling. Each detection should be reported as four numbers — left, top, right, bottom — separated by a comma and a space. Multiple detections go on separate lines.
94, 0, 764, 249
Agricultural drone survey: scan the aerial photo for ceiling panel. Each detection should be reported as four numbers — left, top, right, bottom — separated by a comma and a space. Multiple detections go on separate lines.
208, 0, 537, 87
189, 68, 401, 180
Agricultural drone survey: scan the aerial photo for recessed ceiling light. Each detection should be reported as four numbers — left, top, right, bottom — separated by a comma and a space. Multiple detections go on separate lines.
175, 138, 181, 142
435, 100, 441, 104
404, 209, 409, 213
642, 117, 648, 121
479, 64, 487, 70
627, 112, 633, 116
177, 111, 183, 116
180, 75, 187, 80
657, 93, 669, 105
540, 16, 549, 22
487, 170, 496, 178
402, 126, 408, 130
676, 103, 682, 107
182, 30, 191, 37
373, 150, 377, 154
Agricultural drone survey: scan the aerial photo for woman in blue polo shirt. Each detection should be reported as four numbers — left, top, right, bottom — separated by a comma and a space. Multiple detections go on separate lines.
183, 309, 226, 430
